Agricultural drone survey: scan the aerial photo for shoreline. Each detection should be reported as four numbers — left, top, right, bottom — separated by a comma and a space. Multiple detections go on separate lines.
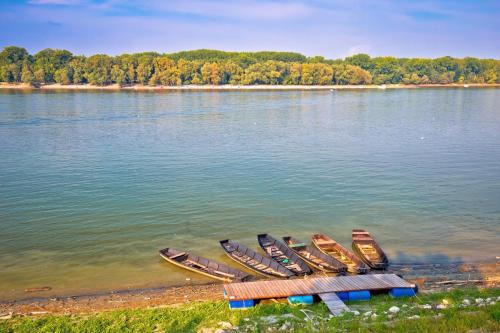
1, 289, 498, 333
1, 83, 499, 91
1, 260, 497, 316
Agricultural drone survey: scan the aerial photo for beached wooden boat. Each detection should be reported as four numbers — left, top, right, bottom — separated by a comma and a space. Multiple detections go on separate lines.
257, 234, 312, 276
159, 248, 252, 283
351, 229, 389, 269
220, 239, 295, 278
282, 236, 348, 273
312, 234, 370, 274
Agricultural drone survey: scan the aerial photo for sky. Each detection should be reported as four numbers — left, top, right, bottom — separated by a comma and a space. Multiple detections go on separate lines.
1, 0, 499, 59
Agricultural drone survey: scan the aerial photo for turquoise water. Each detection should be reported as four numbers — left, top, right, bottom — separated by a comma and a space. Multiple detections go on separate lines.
1, 88, 499, 300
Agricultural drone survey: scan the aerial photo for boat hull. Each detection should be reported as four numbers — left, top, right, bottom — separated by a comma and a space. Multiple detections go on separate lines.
351, 229, 389, 270
257, 234, 312, 276
312, 234, 369, 274
352, 245, 388, 269
159, 248, 251, 283
282, 236, 347, 273
220, 240, 294, 278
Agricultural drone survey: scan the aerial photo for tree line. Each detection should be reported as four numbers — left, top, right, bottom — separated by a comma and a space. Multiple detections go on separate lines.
0, 46, 498, 86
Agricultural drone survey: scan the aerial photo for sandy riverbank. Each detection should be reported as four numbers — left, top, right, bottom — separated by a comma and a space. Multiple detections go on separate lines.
0, 260, 497, 316
1, 83, 499, 91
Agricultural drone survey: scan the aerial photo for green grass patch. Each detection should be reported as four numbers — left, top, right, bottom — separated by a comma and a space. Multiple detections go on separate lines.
0, 287, 498, 333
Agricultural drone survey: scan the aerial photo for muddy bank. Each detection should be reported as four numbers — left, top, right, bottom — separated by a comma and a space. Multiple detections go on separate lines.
1, 83, 499, 91
0, 260, 497, 317
0, 284, 224, 317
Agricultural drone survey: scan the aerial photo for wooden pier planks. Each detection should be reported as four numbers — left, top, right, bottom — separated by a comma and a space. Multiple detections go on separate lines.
224, 274, 413, 300
318, 292, 349, 316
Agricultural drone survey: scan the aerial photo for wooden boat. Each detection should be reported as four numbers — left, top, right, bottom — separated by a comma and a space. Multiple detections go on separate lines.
282, 236, 347, 273
159, 248, 252, 283
257, 234, 312, 276
351, 229, 389, 269
312, 234, 370, 274
220, 239, 295, 278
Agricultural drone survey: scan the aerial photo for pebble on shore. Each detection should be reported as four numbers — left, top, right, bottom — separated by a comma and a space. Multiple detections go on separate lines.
388, 306, 400, 314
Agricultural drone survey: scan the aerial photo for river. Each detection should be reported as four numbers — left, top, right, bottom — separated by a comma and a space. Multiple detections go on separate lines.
0, 88, 499, 300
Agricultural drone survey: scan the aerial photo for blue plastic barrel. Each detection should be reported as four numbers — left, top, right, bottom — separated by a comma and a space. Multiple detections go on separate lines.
348, 290, 371, 301
288, 295, 314, 305
389, 288, 416, 298
336, 292, 349, 301
229, 299, 254, 309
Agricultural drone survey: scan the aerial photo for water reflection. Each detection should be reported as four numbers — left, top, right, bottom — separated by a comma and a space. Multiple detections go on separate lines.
0, 88, 499, 300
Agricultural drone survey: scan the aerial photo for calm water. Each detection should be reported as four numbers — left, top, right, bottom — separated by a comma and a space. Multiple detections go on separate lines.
1, 88, 499, 300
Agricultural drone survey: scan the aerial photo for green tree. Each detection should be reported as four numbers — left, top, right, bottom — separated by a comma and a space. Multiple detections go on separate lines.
241, 61, 287, 85
233, 54, 256, 69
33, 48, 73, 83
111, 65, 126, 85
372, 57, 403, 84
433, 56, 459, 82
114, 54, 136, 84
462, 57, 484, 83
136, 56, 154, 85
4, 64, 21, 82
0, 46, 30, 82
345, 54, 373, 71
69, 57, 86, 84
21, 60, 35, 84
1, 46, 499, 86
126, 64, 135, 84
85, 54, 112, 85
404, 58, 433, 79
308, 56, 326, 63
33, 68, 45, 83
54, 68, 72, 84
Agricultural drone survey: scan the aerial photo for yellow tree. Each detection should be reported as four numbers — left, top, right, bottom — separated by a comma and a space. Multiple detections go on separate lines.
149, 57, 180, 86
332, 64, 372, 85
21, 61, 35, 84
301, 63, 333, 85
178, 59, 202, 84
221, 61, 243, 84
284, 63, 301, 84
483, 68, 497, 84
201, 62, 222, 84
264, 60, 285, 84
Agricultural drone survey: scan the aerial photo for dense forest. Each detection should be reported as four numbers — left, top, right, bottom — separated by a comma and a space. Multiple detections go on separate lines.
0, 46, 498, 86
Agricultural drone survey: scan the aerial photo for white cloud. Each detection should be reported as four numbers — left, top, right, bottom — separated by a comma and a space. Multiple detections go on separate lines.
7, 0, 499, 58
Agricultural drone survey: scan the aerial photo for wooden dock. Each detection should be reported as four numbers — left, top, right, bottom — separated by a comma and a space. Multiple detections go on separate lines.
318, 292, 350, 315
224, 273, 413, 300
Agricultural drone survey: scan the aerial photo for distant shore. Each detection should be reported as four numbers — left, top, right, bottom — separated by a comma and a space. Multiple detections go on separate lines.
1, 83, 499, 91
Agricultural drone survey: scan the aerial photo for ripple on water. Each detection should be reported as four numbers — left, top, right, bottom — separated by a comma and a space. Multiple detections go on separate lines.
0, 89, 499, 300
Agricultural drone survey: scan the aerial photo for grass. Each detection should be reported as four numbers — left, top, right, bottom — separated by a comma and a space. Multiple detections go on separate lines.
0, 287, 498, 332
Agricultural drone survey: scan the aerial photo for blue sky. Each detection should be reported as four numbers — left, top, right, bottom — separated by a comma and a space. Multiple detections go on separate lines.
1, 0, 499, 58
